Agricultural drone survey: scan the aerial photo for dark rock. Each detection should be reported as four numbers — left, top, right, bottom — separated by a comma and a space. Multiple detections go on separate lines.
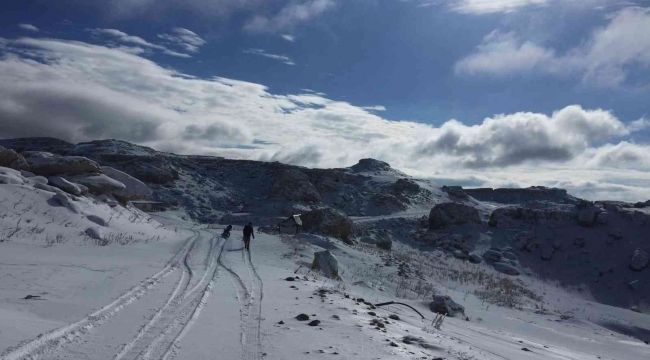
429, 202, 480, 229
285, 277, 296, 281
296, 314, 310, 321
350, 158, 392, 173
302, 208, 353, 242
388, 314, 400, 320
630, 248, 649, 271
483, 250, 502, 263
0, 149, 29, 171
430, 295, 465, 317
308, 320, 321, 326
468, 254, 483, 264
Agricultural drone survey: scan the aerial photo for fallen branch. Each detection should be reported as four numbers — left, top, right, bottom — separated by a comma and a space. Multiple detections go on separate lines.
374, 301, 425, 319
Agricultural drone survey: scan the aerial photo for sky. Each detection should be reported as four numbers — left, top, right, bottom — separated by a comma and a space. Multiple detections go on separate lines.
1, 0, 650, 201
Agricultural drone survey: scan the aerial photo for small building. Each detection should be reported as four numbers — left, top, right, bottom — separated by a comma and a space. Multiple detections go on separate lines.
131, 200, 167, 212
278, 214, 302, 235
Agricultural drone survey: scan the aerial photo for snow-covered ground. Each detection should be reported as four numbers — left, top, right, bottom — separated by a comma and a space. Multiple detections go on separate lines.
2, 205, 649, 359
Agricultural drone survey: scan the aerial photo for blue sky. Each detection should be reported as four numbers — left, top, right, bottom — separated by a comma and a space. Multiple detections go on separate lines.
1, 0, 650, 201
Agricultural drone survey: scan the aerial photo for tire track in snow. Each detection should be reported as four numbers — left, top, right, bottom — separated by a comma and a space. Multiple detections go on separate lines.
243, 249, 264, 360
137, 235, 226, 360
112, 232, 206, 360
0, 232, 200, 360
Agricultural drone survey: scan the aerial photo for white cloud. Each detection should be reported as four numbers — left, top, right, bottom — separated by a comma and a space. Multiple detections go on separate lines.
243, 48, 296, 65
89, 28, 192, 58
244, 0, 335, 33
451, 0, 548, 14
0, 36, 649, 201
456, 7, 650, 87
18, 24, 39, 32
281, 34, 296, 42
157, 28, 206, 53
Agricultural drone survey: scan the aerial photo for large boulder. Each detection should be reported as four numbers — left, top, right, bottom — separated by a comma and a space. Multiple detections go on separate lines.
65, 174, 126, 195
24, 152, 101, 176
301, 207, 353, 242
101, 166, 152, 200
48, 176, 88, 196
0, 149, 29, 171
630, 248, 649, 272
429, 202, 480, 229
52, 193, 82, 214
312, 250, 339, 279
493, 262, 520, 276
468, 253, 483, 264
269, 169, 321, 202
429, 295, 465, 317
350, 158, 392, 173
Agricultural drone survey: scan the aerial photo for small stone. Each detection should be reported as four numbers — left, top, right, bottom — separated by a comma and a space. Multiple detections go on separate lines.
368, 311, 376, 316
308, 320, 321, 326
296, 314, 310, 321
285, 277, 295, 281
389, 314, 400, 320
390, 342, 398, 347
521, 347, 531, 352
278, 320, 284, 325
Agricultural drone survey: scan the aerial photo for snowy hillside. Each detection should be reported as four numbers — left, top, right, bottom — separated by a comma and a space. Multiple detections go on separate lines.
1, 137, 649, 360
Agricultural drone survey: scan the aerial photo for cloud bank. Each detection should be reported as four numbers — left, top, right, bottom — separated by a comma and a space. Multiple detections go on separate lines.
456, 7, 650, 87
0, 36, 649, 201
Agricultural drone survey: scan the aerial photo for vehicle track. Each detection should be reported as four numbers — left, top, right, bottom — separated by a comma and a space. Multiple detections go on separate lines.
217, 238, 263, 360
138, 235, 226, 360
112, 233, 206, 360
0, 232, 200, 360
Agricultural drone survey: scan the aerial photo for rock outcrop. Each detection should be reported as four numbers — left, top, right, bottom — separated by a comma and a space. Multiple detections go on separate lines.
350, 158, 392, 173
66, 174, 126, 195
429, 202, 480, 229
302, 207, 353, 242
630, 248, 649, 271
24, 152, 101, 176
269, 169, 321, 202
101, 166, 152, 200
0, 149, 29, 171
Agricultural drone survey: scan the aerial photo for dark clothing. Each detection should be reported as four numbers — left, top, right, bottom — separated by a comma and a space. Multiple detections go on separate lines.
222, 225, 232, 238
243, 225, 254, 251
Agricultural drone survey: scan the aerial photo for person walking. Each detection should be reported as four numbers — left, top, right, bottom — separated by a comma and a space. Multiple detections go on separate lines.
243, 222, 254, 251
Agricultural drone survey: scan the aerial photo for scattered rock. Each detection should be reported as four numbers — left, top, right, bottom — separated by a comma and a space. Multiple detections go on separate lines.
84, 227, 104, 241
468, 253, 483, 264
429, 202, 481, 229
312, 250, 340, 279
368, 311, 376, 316
23, 295, 41, 300
578, 206, 600, 227
52, 193, 82, 214
630, 248, 649, 271
541, 244, 554, 261
86, 214, 107, 227
430, 295, 465, 317
453, 250, 468, 260
285, 277, 295, 281
388, 314, 400, 320
307, 320, 321, 326
269, 169, 321, 202
277, 320, 284, 325
296, 314, 310, 321
502, 251, 518, 260
493, 262, 520, 276
521, 347, 532, 352
389, 342, 398, 347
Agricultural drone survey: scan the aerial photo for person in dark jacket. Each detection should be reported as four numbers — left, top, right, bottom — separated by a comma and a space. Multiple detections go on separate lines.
243, 222, 254, 250
221, 225, 232, 238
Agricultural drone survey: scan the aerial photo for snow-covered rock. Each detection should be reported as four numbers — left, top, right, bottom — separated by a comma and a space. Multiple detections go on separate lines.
493, 262, 520, 276
48, 176, 88, 196
20, 170, 36, 177
453, 250, 468, 260
483, 249, 502, 263
66, 174, 126, 195
26, 176, 48, 186
24, 152, 101, 176
502, 251, 518, 261
428, 202, 480, 229
429, 295, 465, 317
301, 207, 353, 242
0, 167, 27, 185
350, 158, 392, 173
312, 250, 339, 279
84, 226, 104, 240
34, 183, 70, 197
0, 149, 29, 171
86, 214, 107, 227
101, 166, 152, 200
630, 248, 649, 271
52, 193, 82, 214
